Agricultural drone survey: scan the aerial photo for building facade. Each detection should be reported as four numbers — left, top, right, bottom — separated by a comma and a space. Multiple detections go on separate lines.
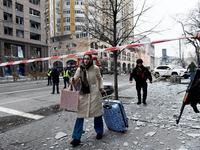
0, 0, 48, 77
45, 0, 153, 74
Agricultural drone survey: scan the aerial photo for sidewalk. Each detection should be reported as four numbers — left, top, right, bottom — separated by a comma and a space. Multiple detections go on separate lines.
1, 82, 200, 150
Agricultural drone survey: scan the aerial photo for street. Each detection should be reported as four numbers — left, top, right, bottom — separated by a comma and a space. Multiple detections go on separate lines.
0, 75, 200, 150
0, 75, 132, 132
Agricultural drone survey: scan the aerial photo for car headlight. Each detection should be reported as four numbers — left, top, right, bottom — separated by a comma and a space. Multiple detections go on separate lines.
180, 70, 184, 72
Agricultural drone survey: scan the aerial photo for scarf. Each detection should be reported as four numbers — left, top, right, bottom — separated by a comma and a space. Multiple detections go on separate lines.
79, 56, 93, 95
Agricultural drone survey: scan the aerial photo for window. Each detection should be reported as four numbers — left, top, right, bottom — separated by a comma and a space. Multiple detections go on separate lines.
3, 0, 12, 8
53, 46, 57, 50
58, 52, 63, 56
63, 17, 70, 23
16, 30, 24, 38
75, 25, 82, 31
30, 33, 41, 40
4, 13, 12, 22
57, 18, 61, 23
65, 51, 70, 55
29, 0, 40, 6
16, 3, 23, 12
75, 17, 84, 22
64, 26, 70, 31
66, 2, 70, 5
30, 47, 41, 58
66, 43, 70, 49
57, 28, 61, 32
72, 43, 77, 47
72, 51, 76, 54
30, 21, 40, 29
157, 66, 164, 69
4, 27, 13, 35
58, 45, 62, 49
63, 9, 70, 14
16, 16, 23, 24
75, 10, 83, 14
29, 8, 40, 17
122, 51, 126, 55
53, 53, 57, 56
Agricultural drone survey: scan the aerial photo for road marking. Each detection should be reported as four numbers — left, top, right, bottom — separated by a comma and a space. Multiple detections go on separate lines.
0, 106, 44, 120
0, 87, 51, 95
0, 94, 52, 105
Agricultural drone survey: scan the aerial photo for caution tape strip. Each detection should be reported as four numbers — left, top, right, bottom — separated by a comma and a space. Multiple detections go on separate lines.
0, 36, 193, 67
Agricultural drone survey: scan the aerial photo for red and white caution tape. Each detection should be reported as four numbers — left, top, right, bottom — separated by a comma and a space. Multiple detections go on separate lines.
0, 36, 193, 67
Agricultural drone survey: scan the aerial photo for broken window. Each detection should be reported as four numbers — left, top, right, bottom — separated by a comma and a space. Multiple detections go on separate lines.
30, 21, 40, 29
16, 3, 23, 12
29, 8, 40, 17
16, 30, 24, 38
3, 0, 12, 8
29, 0, 40, 6
16, 16, 23, 24
30, 33, 41, 41
4, 27, 13, 35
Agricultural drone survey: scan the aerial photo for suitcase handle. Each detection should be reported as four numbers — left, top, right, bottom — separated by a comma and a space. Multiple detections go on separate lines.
103, 104, 112, 109
102, 91, 111, 107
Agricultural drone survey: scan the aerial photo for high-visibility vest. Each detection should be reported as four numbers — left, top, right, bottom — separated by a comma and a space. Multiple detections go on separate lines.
63, 70, 69, 77
47, 71, 52, 76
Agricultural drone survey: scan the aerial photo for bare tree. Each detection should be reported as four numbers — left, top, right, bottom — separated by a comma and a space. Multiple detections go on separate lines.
80, 0, 160, 99
173, 2, 200, 64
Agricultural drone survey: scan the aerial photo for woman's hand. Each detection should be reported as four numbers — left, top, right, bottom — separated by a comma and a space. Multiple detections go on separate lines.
70, 78, 75, 85
100, 89, 104, 93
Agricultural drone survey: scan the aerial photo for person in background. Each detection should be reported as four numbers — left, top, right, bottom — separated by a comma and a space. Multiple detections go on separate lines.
51, 68, 60, 94
63, 67, 71, 89
187, 62, 197, 80
47, 68, 52, 86
70, 54, 104, 146
129, 59, 152, 105
99, 67, 103, 77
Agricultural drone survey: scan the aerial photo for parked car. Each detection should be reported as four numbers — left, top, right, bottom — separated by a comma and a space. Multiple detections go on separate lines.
103, 81, 114, 95
153, 65, 190, 79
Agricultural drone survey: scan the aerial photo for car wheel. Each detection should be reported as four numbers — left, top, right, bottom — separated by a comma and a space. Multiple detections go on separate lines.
154, 72, 159, 78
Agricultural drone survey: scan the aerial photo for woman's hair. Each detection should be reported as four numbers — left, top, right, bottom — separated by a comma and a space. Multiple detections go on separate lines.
84, 54, 93, 59
82, 54, 93, 63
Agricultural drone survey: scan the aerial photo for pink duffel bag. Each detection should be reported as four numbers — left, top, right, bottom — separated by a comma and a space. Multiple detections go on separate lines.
60, 84, 79, 111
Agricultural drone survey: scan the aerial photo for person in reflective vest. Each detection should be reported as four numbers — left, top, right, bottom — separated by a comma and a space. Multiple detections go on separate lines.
47, 68, 52, 86
63, 67, 71, 89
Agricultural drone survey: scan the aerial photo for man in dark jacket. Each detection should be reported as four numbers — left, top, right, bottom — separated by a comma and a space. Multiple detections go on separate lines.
129, 59, 152, 105
51, 68, 60, 94
187, 62, 197, 80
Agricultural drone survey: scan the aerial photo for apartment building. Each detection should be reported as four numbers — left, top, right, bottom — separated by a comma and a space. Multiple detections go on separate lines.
45, 0, 152, 73
0, 0, 48, 77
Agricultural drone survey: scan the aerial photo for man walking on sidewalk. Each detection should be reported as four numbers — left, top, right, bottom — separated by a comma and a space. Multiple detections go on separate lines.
187, 62, 197, 80
129, 59, 152, 105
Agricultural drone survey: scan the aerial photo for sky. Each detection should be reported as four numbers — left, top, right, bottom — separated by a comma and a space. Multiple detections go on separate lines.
134, 0, 199, 58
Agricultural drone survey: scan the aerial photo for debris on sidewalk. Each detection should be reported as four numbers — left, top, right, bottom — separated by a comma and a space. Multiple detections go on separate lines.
55, 132, 68, 140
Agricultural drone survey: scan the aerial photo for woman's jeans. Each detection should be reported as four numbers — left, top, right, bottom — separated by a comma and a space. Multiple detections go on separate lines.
72, 116, 103, 140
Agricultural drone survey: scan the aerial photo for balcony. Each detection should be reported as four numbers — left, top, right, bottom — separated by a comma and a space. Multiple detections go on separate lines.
3, 6, 12, 14
29, 15, 41, 23
30, 27, 41, 34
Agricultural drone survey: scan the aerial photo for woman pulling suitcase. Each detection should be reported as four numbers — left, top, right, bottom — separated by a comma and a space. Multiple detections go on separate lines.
70, 54, 104, 146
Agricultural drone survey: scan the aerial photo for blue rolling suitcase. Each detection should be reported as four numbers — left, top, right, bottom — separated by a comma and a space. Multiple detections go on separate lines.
103, 99, 128, 131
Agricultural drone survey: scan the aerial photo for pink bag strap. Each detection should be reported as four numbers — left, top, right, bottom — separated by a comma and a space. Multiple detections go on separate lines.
67, 84, 76, 91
